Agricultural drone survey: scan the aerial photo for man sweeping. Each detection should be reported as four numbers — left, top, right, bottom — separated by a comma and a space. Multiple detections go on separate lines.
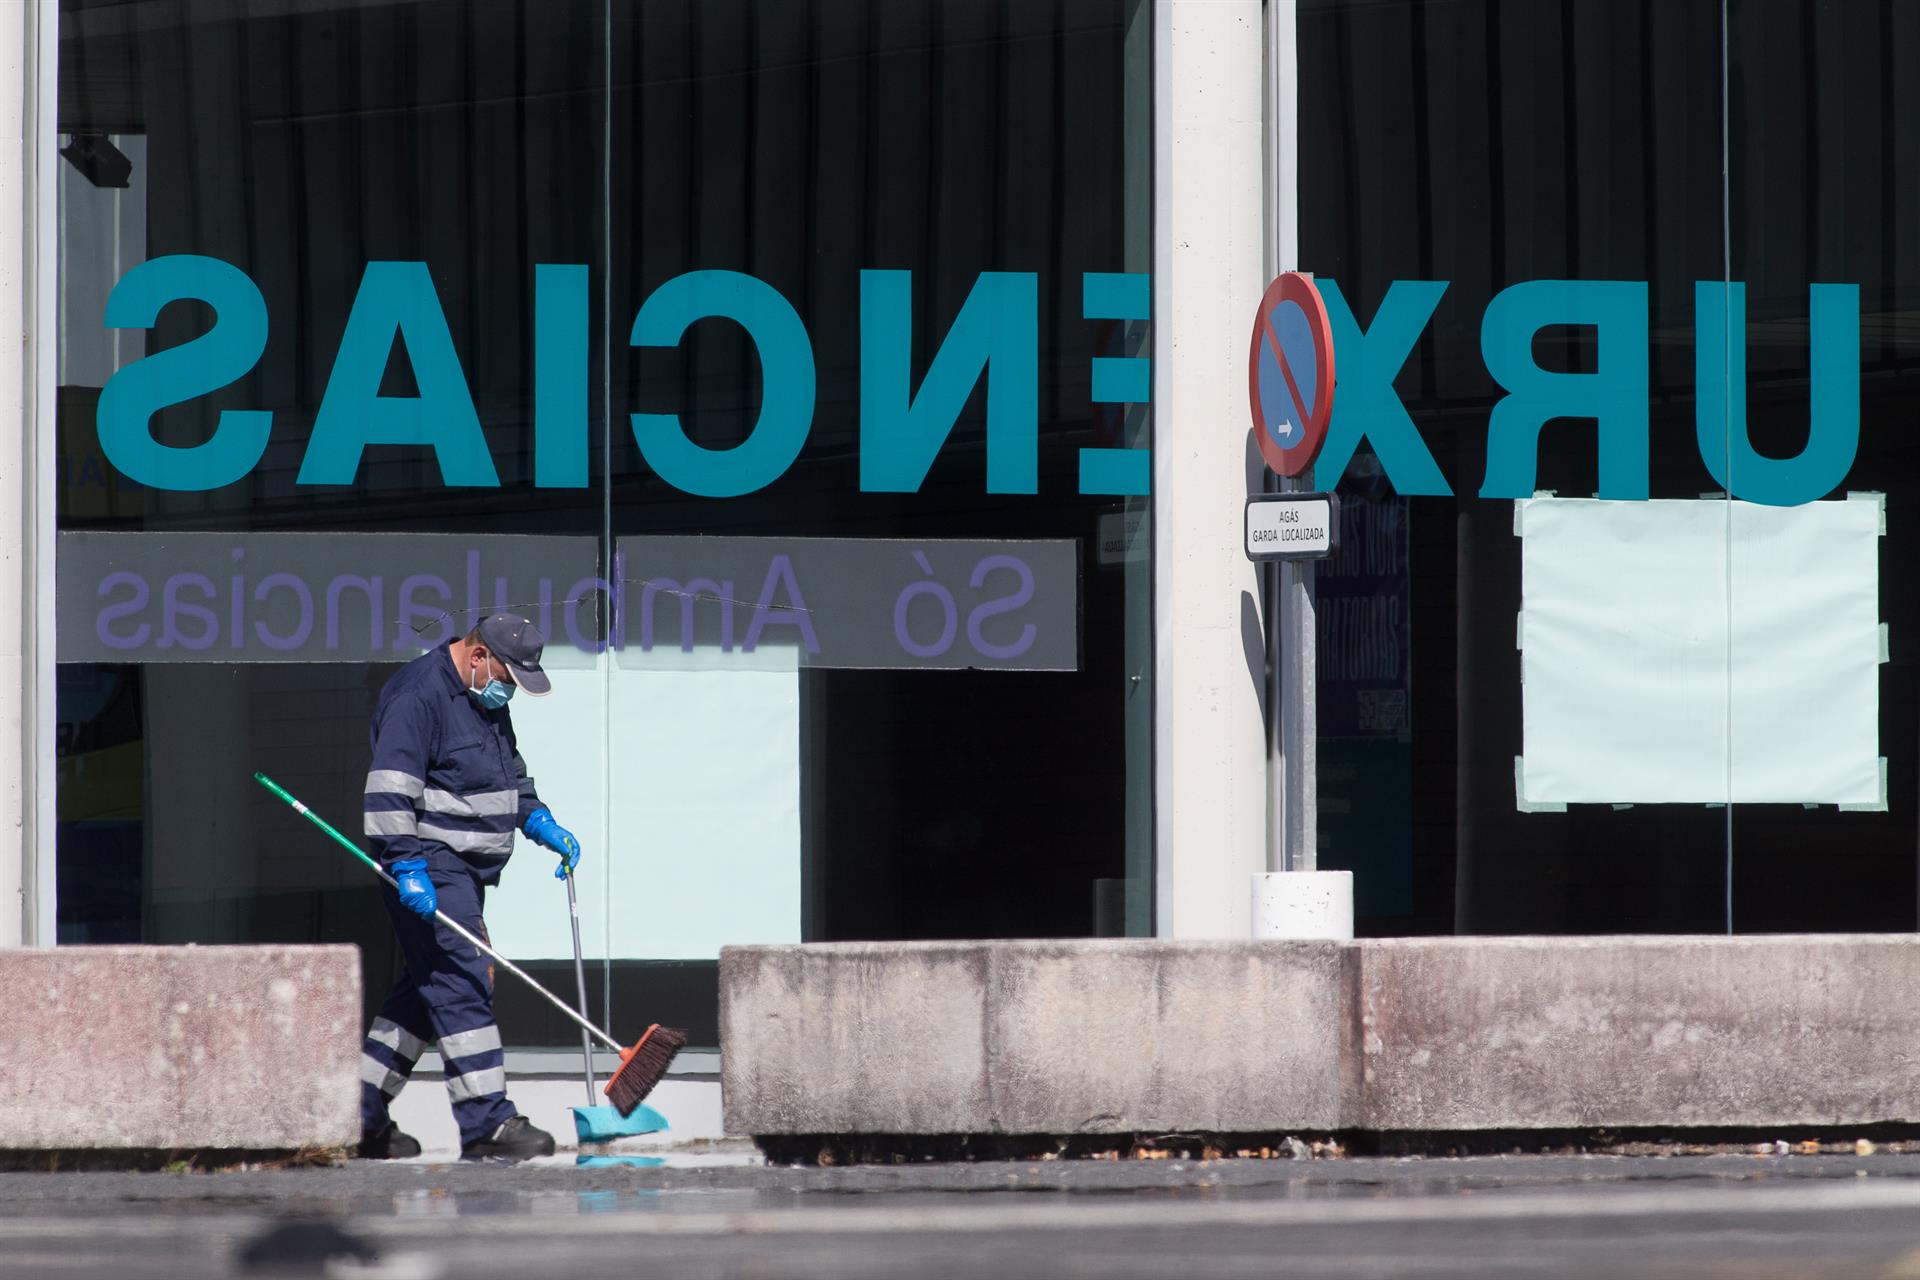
355, 613, 583, 1163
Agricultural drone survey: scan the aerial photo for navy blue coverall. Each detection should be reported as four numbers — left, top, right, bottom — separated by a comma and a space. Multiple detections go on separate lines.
358, 643, 543, 1146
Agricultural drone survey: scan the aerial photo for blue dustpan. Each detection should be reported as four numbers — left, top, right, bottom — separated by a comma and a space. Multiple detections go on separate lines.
573, 1102, 669, 1145
576, 1154, 666, 1169
556, 868, 673, 1147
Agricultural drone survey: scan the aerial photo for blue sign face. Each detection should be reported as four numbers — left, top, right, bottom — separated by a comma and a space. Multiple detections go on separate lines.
1256, 297, 1320, 454
1249, 272, 1337, 478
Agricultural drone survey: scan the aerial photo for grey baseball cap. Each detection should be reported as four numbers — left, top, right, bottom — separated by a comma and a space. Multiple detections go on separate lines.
475, 613, 552, 696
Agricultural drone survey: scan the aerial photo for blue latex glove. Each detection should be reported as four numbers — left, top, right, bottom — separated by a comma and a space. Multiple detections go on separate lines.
524, 808, 582, 880
391, 857, 437, 919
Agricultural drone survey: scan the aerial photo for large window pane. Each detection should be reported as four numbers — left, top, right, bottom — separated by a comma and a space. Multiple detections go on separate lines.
55, 0, 617, 1037
1724, 0, 1911, 931
1299, 0, 1730, 933
55, 0, 1154, 1052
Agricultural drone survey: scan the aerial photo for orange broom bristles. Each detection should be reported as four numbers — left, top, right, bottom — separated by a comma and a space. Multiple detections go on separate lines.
603, 1023, 688, 1117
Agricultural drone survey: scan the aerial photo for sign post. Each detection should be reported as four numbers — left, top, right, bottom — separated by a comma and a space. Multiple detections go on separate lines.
1247, 270, 1336, 883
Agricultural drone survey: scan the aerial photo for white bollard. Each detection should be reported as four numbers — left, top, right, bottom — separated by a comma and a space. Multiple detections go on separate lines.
1250, 871, 1354, 940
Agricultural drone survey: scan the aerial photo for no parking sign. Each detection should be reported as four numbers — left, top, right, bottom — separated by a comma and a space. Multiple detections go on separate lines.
1247, 272, 1336, 477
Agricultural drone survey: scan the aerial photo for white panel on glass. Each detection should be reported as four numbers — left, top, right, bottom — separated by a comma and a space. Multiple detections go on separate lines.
489, 652, 801, 960
1517, 496, 1881, 807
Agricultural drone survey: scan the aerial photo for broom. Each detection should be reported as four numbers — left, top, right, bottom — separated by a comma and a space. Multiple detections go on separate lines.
252, 771, 684, 1117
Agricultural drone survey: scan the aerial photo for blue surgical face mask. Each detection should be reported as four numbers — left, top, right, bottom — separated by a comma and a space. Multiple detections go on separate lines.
468, 661, 514, 710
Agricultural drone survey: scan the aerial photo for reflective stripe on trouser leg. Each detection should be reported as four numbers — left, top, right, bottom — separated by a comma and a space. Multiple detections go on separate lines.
441, 1024, 507, 1103
360, 982, 433, 1131
360, 1054, 411, 1099
445, 1065, 508, 1102
380, 863, 517, 1147
367, 1015, 429, 1063
438, 1024, 501, 1061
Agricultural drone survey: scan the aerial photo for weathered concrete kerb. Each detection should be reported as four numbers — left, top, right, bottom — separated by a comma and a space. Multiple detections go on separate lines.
720, 935, 1920, 1142
0, 945, 361, 1157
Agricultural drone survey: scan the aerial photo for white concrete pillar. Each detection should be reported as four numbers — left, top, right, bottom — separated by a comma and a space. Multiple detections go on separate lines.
0, 1, 53, 947
1152, 0, 1269, 938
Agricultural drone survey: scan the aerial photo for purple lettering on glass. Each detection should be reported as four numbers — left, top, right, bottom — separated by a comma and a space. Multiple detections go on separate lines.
160, 572, 220, 651
253, 572, 314, 651
565, 574, 614, 653
966, 554, 1037, 659
893, 551, 957, 658
745, 555, 819, 653
640, 576, 734, 652
537, 578, 554, 640
465, 549, 481, 632
96, 571, 151, 650
228, 546, 246, 649
462, 548, 513, 632
326, 575, 384, 650
399, 574, 454, 649
608, 551, 628, 649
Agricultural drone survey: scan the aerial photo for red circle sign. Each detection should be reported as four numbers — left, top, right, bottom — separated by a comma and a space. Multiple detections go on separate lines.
1247, 272, 1336, 477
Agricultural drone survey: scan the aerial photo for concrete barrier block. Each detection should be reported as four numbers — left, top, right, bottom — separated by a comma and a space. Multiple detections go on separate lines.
0, 945, 361, 1152
1360, 935, 1920, 1130
721, 943, 991, 1135
987, 941, 1356, 1133
984, 941, 1159, 1133
723, 935, 1920, 1140
1149, 942, 1357, 1130
722, 940, 1357, 1137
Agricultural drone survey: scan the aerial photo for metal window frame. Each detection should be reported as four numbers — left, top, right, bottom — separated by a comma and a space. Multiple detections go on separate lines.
26, 0, 58, 946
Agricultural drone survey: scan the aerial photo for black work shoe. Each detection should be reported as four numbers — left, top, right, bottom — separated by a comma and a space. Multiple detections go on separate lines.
461, 1115, 555, 1163
356, 1120, 422, 1160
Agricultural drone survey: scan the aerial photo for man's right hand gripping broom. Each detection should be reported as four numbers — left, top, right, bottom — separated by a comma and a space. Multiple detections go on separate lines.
392, 858, 437, 919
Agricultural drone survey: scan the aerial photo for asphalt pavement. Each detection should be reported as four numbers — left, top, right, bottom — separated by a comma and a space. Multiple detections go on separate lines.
7, 1144, 1920, 1278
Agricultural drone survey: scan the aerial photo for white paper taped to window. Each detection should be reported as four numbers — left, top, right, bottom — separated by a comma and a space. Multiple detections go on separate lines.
485, 656, 801, 960
1518, 497, 1881, 806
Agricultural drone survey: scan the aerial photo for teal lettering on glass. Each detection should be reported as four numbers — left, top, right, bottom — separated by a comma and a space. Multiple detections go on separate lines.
861, 271, 1039, 494
1079, 271, 1151, 496
1311, 279, 1452, 495
1695, 282, 1859, 507
299, 262, 497, 487
1480, 280, 1649, 499
535, 264, 589, 488
96, 254, 271, 491
630, 270, 815, 498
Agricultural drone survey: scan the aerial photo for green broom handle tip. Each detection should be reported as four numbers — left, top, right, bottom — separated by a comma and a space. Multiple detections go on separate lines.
252, 771, 383, 876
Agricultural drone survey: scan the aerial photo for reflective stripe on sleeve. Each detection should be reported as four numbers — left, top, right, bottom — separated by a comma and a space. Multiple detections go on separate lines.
365, 769, 426, 799
364, 810, 419, 837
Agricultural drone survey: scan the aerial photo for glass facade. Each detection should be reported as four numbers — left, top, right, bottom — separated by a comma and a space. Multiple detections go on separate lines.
54, 0, 1154, 1046
58, 0, 1908, 1006
1302, 0, 1914, 935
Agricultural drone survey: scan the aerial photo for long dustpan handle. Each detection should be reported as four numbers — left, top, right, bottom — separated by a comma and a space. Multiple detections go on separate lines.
252, 771, 626, 1055
562, 866, 599, 1106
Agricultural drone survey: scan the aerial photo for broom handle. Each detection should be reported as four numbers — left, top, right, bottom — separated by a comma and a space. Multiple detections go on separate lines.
252, 772, 626, 1055
563, 867, 600, 1106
